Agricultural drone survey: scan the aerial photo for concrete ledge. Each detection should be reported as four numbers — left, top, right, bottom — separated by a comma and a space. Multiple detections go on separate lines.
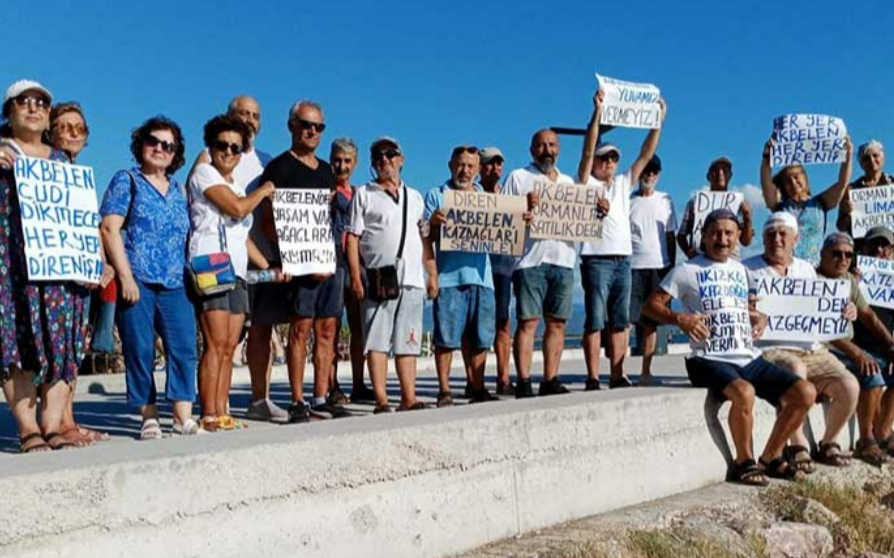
0, 387, 818, 558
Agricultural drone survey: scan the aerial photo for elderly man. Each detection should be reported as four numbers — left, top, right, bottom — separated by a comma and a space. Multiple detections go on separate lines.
426, 146, 498, 406
577, 89, 665, 389
346, 137, 437, 413
743, 213, 859, 471
837, 140, 894, 236
819, 230, 894, 465
502, 130, 576, 397
644, 209, 815, 485
677, 157, 754, 260
257, 100, 343, 422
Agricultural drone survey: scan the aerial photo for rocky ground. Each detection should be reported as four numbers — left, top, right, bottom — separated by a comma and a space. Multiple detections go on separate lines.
456, 462, 894, 558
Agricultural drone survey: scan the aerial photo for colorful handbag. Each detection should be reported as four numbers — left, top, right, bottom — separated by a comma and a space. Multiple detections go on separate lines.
189, 215, 236, 296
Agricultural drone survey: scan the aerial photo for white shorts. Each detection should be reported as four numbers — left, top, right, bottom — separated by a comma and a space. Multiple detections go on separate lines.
363, 287, 424, 356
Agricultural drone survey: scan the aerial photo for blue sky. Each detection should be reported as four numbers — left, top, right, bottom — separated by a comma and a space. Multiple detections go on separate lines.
3, 0, 892, 259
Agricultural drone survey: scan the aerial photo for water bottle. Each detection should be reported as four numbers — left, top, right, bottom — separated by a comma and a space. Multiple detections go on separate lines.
246, 269, 281, 284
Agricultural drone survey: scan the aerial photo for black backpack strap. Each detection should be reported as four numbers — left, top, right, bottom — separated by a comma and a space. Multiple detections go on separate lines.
122, 172, 138, 231
396, 185, 408, 260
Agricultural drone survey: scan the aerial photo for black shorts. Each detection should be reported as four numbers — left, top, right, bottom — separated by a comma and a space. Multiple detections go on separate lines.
293, 267, 345, 319
630, 266, 671, 326
685, 356, 800, 406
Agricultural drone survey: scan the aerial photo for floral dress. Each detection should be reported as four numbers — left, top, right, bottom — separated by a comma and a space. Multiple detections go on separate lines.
0, 148, 88, 384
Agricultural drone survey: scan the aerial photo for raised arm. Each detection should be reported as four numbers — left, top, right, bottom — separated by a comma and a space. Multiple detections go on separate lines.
629, 98, 667, 183
760, 137, 780, 211
819, 136, 854, 210
577, 89, 603, 183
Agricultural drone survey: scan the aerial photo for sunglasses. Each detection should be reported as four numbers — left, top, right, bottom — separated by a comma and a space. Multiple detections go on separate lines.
372, 149, 400, 162
296, 118, 326, 133
143, 135, 177, 154
830, 250, 854, 260
13, 94, 50, 110
211, 140, 243, 155
597, 153, 619, 163
54, 122, 87, 137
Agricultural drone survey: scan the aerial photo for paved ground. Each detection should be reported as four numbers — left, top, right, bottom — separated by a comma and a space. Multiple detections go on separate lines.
0, 348, 692, 455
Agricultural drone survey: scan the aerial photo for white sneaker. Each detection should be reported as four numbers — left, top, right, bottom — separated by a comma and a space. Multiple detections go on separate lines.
246, 399, 289, 423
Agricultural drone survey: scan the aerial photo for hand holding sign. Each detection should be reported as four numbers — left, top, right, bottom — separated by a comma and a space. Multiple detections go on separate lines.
595, 74, 662, 130
770, 114, 848, 167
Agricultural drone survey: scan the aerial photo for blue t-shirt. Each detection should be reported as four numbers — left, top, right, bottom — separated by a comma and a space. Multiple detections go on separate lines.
424, 182, 494, 289
100, 168, 190, 288
779, 194, 827, 265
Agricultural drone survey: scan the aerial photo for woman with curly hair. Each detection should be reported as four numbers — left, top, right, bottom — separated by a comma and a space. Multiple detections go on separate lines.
100, 116, 199, 439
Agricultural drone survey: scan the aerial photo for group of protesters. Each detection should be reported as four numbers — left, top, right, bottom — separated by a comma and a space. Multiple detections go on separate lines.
0, 78, 892, 487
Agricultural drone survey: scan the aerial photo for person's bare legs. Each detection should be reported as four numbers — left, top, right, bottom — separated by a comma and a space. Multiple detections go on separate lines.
395, 355, 418, 408
760, 380, 815, 462
513, 318, 539, 381
4, 369, 48, 451
583, 329, 602, 382
874, 388, 894, 446
608, 327, 629, 381
217, 314, 246, 416
494, 318, 512, 388
820, 376, 859, 445
312, 318, 337, 400
287, 317, 313, 403
857, 387, 883, 443
467, 348, 488, 391
199, 310, 230, 419
246, 325, 273, 403
542, 317, 566, 382
344, 288, 368, 393
460, 339, 474, 389
368, 351, 389, 406
721, 379, 756, 463
435, 347, 454, 395
640, 323, 657, 384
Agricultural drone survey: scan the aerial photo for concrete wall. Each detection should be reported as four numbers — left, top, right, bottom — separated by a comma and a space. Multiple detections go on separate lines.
0, 387, 813, 558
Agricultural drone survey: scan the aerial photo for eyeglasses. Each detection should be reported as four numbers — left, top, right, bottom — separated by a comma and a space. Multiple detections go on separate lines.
211, 140, 243, 155
296, 118, 326, 133
597, 153, 619, 163
13, 94, 50, 110
143, 135, 177, 154
54, 122, 87, 137
830, 250, 854, 260
372, 149, 400, 162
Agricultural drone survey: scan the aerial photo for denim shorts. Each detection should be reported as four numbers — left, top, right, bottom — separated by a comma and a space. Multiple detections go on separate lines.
685, 356, 801, 406
433, 284, 496, 350
493, 272, 513, 324
200, 278, 249, 314
513, 264, 574, 321
828, 348, 892, 390
630, 267, 670, 326
294, 266, 345, 319
580, 255, 632, 332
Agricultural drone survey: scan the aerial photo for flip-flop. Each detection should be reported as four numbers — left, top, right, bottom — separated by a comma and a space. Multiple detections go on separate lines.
77, 424, 111, 442
19, 432, 50, 453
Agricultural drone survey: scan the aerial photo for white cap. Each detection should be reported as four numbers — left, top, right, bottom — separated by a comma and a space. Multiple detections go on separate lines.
763, 211, 799, 235
4, 79, 52, 104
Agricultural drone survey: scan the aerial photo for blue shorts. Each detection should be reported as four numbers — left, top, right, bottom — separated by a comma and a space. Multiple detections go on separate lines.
829, 348, 892, 390
294, 266, 345, 319
433, 285, 496, 350
493, 272, 513, 324
580, 255, 632, 332
513, 264, 574, 322
685, 356, 801, 406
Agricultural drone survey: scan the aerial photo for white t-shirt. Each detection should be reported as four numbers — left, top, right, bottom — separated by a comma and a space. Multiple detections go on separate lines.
660, 255, 761, 366
742, 255, 819, 352
347, 182, 426, 289
187, 164, 252, 279
581, 170, 633, 257
501, 163, 577, 270
630, 190, 677, 269
234, 147, 268, 193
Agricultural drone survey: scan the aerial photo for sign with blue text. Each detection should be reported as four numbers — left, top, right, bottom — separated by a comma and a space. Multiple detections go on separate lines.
695, 266, 755, 356
14, 156, 102, 283
441, 190, 526, 256
770, 114, 848, 167
273, 189, 336, 276
754, 276, 850, 342
848, 185, 894, 238
858, 256, 894, 310
595, 74, 662, 129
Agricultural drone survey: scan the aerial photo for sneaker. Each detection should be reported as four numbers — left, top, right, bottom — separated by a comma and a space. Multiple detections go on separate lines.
515, 379, 535, 399
538, 377, 570, 396
470, 388, 499, 403
153, 357, 166, 372
310, 402, 349, 420
350, 384, 377, 404
246, 399, 289, 423
288, 401, 311, 424
585, 378, 602, 391
495, 381, 516, 396
609, 376, 634, 389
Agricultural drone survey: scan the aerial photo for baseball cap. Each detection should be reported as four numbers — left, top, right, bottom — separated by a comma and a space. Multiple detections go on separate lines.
594, 142, 621, 158
479, 147, 504, 164
858, 140, 884, 161
763, 212, 799, 234
370, 136, 401, 154
708, 156, 733, 172
865, 226, 894, 244
822, 232, 855, 250
703, 208, 740, 230
644, 154, 662, 173
4, 79, 52, 105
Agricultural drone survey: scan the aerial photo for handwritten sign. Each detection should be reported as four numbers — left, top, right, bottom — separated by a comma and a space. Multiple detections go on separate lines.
691, 190, 743, 251
754, 277, 849, 342
596, 73, 662, 129
770, 114, 848, 167
441, 190, 526, 256
695, 267, 754, 356
529, 181, 604, 242
13, 156, 102, 282
273, 189, 336, 276
858, 255, 894, 309
848, 185, 894, 238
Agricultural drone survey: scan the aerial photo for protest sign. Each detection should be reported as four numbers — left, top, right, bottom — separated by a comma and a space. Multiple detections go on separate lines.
694, 266, 755, 356
595, 73, 662, 129
690, 190, 743, 251
847, 185, 894, 238
754, 276, 849, 342
529, 180, 604, 242
273, 189, 336, 276
14, 156, 102, 283
440, 190, 526, 256
858, 255, 894, 309
770, 114, 848, 167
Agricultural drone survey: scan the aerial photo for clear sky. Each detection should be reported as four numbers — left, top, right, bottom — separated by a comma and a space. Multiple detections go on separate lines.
3, 0, 892, 259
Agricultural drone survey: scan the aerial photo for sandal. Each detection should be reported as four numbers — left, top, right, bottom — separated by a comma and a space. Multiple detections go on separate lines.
732, 459, 770, 487
373, 403, 393, 414
200, 416, 219, 432
437, 391, 454, 408
784, 445, 816, 474
397, 401, 428, 412
854, 438, 891, 467
878, 434, 894, 457
172, 418, 201, 436
43, 431, 76, 450
58, 427, 93, 448
77, 424, 111, 442
216, 415, 247, 431
814, 441, 851, 467
19, 432, 50, 453
759, 456, 806, 481
139, 418, 163, 441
